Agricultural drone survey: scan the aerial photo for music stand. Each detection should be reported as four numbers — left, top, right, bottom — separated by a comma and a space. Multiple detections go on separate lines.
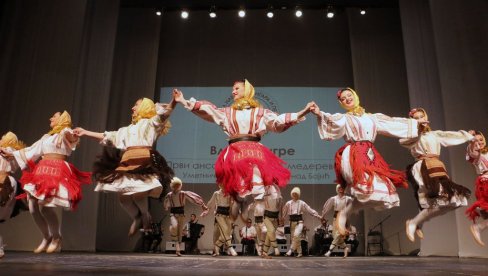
366, 215, 390, 256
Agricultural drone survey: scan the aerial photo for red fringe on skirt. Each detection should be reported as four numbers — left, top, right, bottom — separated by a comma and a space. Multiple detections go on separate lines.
466, 176, 488, 221
18, 159, 92, 209
334, 141, 407, 194
215, 141, 290, 196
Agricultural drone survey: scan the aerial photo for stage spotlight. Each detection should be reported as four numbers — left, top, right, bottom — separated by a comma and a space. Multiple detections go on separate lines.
267, 6, 274, 18
238, 9, 246, 18
295, 7, 303, 18
360, 9, 367, 15
155, 8, 162, 16
209, 6, 216, 18
326, 6, 334, 19
181, 10, 189, 19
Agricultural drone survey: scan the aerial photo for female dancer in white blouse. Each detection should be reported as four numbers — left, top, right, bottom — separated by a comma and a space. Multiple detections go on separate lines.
400, 108, 472, 242
74, 98, 176, 235
310, 88, 425, 235
0, 132, 26, 258
172, 80, 311, 201
8, 111, 91, 253
465, 131, 488, 246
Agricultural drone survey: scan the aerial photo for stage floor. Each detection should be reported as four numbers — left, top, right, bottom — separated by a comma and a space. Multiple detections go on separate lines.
0, 252, 486, 275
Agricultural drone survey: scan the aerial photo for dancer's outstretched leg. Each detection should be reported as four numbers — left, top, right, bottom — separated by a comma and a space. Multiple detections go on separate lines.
406, 206, 456, 242
337, 199, 376, 235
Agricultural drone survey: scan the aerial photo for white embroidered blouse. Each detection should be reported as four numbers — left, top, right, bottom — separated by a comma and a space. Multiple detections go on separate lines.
102, 104, 172, 149
317, 112, 418, 142
400, 130, 473, 160
13, 128, 78, 170
183, 98, 304, 138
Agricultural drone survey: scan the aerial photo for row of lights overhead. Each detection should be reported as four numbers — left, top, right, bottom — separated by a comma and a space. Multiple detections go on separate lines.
155, 6, 368, 19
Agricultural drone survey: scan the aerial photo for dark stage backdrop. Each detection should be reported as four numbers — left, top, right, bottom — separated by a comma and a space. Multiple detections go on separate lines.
0, 0, 486, 257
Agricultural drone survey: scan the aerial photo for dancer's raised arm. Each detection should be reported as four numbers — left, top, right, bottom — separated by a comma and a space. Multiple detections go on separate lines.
10, 111, 91, 254
173, 88, 226, 125
73, 128, 104, 140
75, 98, 176, 238
261, 102, 312, 133
75, 98, 174, 147
312, 88, 424, 237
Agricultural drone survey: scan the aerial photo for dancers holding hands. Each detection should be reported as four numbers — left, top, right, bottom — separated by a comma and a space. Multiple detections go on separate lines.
2, 84, 483, 257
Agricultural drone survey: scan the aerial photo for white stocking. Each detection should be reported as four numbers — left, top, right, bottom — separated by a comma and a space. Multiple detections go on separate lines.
40, 207, 61, 239
28, 197, 50, 239
412, 206, 456, 227
119, 194, 140, 219
132, 193, 151, 230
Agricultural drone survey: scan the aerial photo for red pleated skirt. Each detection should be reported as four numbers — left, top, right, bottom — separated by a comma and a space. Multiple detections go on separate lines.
215, 141, 290, 196
19, 159, 92, 209
334, 141, 407, 194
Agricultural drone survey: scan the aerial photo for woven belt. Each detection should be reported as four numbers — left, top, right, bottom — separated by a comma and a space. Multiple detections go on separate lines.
228, 136, 261, 145
254, 216, 264, 223
170, 206, 185, 214
42, 153, 67, 160
289, 214, 303, 222
216, 206, 230, 216
264, 210, 279, 219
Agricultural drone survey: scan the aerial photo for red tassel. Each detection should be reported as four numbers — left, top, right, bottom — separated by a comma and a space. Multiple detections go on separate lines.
19, 159, 92, 210
334, 142, 407, 194
15, 193, 27, 200
466, 176, 488, 222
215, 141, 290, 196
